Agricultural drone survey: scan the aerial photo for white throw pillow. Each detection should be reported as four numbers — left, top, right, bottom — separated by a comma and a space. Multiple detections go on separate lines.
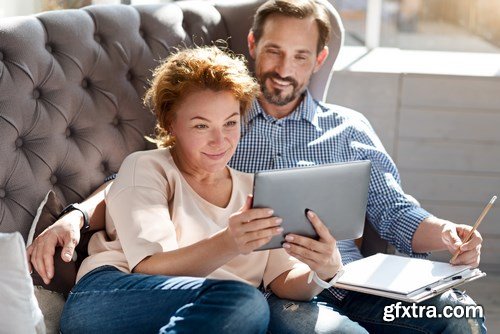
0, 232, 46, 334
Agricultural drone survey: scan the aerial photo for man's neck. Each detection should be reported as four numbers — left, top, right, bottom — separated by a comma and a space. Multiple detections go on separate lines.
258, 94, 303, 119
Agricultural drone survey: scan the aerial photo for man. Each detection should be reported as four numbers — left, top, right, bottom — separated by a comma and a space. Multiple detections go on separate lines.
28, 0, 485, 333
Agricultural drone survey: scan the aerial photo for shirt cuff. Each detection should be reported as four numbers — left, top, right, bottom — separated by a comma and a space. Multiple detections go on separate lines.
397, 206, 432, 258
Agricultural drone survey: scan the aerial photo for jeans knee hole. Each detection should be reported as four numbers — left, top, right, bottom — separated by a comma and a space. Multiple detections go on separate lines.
283, 302, 299, 311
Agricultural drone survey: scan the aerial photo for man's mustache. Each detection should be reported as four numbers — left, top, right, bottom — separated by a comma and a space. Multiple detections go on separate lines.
261, 72, 298, 88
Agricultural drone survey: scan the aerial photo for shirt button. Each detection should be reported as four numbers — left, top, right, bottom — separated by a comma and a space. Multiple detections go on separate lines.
276, 153, 282, 157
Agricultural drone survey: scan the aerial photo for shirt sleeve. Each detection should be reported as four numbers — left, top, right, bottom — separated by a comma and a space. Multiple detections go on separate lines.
105, 153, 178, 271
349, 115, 432, 257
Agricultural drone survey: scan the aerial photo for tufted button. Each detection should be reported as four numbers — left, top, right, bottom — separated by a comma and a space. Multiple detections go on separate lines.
126, 71, 133, 81
65, 128, 71, 137
33, 89, 40, 99
81, 78, 89, 88
50, 175, 57, 184
112, 117, 120, 126
45, 44, 53, 53
94, 34, 101, 43
139, 29, 145, 38
0, 189, 5, 198
15, 138, 23, 148
0, 51, 4, 61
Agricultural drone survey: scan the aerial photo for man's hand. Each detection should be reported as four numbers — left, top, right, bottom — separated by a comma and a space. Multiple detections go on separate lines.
282, 210, 342, 281
441, 223, 482, 267
26, 211, 82, 284
224, 194, 283, 255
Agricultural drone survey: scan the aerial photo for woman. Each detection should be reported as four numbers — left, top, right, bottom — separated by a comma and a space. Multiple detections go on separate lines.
60, 46, 342, 334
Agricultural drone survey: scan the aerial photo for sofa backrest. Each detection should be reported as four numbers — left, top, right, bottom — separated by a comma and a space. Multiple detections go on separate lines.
0, 0, 344, 240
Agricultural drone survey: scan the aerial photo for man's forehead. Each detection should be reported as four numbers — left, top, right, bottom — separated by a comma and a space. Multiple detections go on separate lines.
259, 15, 319, 51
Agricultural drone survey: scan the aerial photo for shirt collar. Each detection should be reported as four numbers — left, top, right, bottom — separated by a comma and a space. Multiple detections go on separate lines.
246, 90, 317, 124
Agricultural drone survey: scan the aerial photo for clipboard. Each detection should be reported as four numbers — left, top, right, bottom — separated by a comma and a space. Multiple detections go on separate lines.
334, 253, 486, 303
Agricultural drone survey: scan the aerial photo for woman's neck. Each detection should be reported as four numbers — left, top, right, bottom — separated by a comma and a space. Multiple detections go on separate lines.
170, 147, 229, 185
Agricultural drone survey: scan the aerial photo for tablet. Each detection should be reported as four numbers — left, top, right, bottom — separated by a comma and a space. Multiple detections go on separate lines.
252, 160, 371, 250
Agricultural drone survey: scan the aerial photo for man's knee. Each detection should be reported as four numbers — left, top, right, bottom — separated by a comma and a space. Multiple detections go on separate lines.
432, 289, 486, 334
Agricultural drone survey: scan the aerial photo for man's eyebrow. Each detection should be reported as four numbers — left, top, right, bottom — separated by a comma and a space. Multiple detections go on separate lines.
263, 43, 313, 55
190, 112, 239, 121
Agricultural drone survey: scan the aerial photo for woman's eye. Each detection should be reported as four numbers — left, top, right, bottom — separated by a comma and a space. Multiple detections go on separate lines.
225, 121, 238, 127
194, 124, 208, 129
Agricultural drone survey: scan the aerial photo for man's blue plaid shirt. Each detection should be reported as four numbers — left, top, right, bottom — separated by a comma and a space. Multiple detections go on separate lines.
229, 91, 431, 301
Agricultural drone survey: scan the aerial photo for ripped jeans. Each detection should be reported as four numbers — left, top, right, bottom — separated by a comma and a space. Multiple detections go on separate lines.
267, 289, 487, 334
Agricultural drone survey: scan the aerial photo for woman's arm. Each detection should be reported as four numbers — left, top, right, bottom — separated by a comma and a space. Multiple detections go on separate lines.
133, 195, 283, 277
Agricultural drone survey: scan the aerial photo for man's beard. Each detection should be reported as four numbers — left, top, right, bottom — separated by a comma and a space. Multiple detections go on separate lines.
259, 72, 300, 106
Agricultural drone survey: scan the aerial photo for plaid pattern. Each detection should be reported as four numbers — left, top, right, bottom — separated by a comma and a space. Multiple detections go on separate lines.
230, 91, 431, 301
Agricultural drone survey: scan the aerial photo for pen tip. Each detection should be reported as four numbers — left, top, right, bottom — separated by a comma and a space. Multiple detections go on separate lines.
491, 196, 497, 204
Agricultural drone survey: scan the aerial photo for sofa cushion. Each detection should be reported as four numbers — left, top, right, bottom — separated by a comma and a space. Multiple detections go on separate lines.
0, 232, 46, 334
34, 286, 66, 334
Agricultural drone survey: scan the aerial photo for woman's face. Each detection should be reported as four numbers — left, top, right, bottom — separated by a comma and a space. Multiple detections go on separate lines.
169, 89, 241, 174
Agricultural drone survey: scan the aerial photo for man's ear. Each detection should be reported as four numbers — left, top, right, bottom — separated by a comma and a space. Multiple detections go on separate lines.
313, 46, 329, 73
248, 31, 257, 59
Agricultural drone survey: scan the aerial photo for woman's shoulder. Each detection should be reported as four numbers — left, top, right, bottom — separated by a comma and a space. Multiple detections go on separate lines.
229, 167, 254, 191
113, 149, 178, 191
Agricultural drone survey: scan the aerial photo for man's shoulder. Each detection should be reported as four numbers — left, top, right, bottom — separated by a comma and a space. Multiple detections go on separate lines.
316, 101, 368, 121
313, 101, 371, 128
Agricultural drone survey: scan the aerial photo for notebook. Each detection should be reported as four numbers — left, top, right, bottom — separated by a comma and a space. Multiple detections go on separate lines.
252, 160, 371, 250
334, 253, 486, 303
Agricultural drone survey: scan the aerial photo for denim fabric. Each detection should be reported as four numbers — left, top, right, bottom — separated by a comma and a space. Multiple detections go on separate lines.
336, 289, 487, 334
60, 266, 270, 334
267, 293, 369, 334
265, 289, 486, 334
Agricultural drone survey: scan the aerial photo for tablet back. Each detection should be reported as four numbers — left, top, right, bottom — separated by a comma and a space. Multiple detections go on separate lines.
253, 160, 371, 250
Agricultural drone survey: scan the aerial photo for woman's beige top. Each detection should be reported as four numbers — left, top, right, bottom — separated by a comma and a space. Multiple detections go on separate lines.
77, 149, 302, 287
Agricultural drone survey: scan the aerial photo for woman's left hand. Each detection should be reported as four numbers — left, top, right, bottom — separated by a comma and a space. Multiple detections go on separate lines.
282, 210, 342, 281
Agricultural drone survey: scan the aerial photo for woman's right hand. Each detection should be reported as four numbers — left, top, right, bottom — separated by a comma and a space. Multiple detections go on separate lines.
224, 194, 283, 254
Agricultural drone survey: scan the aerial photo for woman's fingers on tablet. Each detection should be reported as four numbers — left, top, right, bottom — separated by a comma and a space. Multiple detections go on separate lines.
306, 210, 335, 243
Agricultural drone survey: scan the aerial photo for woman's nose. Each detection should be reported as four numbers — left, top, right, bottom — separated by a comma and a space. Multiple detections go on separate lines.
209, 129, 224, 145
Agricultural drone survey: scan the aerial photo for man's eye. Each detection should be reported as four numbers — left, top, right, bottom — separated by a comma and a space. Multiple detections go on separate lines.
295, 55, 308, 61
267, 49, 279, 55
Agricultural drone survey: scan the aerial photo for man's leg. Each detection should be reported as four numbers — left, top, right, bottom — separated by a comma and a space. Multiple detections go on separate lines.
60, 266, 270, 334
324, 289, 486, 334
266, 292, 369, 334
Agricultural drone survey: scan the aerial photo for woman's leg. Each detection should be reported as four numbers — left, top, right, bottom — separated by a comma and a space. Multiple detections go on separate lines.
266, 292, 368, 333
60, 266, 269, 334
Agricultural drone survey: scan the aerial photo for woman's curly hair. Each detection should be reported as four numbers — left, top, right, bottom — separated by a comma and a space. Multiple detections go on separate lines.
144, 46, 260, 148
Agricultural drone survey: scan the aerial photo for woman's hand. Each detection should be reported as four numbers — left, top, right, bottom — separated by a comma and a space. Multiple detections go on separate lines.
282, 210, 342, 281
224, 194, 283, 255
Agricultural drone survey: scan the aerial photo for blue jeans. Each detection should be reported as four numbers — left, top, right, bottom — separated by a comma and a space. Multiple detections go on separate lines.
60, 266, 269, 334
267, 289, 487, 333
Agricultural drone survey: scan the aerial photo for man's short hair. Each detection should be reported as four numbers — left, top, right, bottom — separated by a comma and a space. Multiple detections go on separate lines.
251, 0, 331, 54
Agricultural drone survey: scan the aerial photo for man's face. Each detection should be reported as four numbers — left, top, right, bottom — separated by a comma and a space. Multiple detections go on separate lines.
249, 15, 327, 108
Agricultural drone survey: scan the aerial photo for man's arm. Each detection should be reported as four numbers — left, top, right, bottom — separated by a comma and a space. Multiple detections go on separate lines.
26, 181, 110, 284
412, 216, 482, 267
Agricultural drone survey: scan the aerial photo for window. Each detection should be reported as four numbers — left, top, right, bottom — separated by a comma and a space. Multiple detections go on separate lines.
332, 0, 500, 53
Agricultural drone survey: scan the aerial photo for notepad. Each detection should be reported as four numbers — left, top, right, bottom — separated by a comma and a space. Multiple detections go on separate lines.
334, 253, 485, 303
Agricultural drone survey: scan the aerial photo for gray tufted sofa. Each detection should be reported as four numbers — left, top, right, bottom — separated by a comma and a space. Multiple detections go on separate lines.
1, 0, 387, 331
